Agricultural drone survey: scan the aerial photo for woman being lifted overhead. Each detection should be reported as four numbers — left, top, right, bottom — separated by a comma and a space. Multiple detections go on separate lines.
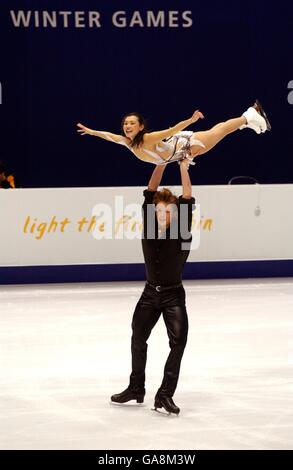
77, 100, 271, 166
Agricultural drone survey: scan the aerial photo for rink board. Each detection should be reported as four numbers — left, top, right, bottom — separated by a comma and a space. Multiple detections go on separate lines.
1, 185, 293, 282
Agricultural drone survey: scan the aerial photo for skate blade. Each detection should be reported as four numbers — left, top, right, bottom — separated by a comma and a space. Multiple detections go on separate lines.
151, 407, 179, 417
110, 401, 144, 407
255, 99, 272, 131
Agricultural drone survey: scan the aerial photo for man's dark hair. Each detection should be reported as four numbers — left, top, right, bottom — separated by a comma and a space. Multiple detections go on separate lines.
153, 187, 179, 206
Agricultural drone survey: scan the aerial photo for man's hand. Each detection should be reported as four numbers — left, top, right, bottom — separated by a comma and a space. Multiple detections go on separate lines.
179, 159, 191, 170
180, 159, 192, 199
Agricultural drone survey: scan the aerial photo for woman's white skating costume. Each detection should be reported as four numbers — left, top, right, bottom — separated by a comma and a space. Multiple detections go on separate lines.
98, 131, 205, 165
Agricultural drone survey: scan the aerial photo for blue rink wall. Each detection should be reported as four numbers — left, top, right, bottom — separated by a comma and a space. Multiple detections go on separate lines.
1, 260, 293, 285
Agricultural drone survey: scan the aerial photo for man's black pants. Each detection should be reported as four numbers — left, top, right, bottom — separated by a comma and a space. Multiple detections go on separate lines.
129, 283, 188, 397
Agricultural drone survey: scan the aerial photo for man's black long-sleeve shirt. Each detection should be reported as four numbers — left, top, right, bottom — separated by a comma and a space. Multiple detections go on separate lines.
141, 189, 195, 286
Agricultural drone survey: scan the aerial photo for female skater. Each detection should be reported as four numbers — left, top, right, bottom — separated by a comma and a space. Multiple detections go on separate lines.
77, 100, 270, 166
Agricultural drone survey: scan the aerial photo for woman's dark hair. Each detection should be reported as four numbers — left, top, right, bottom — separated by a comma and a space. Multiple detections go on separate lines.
121, 112, 149, 148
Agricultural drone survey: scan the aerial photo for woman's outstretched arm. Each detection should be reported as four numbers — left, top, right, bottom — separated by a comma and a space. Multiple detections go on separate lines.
147, 164, 167, 191
77, 123, 127, 144
144, 110, 204, 145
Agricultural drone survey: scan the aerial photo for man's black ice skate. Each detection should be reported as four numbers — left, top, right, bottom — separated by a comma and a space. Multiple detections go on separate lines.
111, 388, 144, 404
254, 99, 272, 131
153, 395, 180, 415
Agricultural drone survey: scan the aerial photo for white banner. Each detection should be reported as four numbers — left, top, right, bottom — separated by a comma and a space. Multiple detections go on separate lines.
1, 185, 293, 267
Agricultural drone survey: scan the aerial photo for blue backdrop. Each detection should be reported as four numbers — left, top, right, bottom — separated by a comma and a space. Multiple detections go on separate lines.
1, 0, 292, 188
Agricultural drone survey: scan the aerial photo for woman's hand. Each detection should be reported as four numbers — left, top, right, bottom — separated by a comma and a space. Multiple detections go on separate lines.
77, 123, 94, 136
190, 110, 204, 123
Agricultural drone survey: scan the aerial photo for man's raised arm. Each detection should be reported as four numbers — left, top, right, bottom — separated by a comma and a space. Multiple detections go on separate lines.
179, 160, 192, 199
147, 164, 167, 191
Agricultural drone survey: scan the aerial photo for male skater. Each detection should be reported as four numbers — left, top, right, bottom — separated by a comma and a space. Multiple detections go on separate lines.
111, 160, 195, 414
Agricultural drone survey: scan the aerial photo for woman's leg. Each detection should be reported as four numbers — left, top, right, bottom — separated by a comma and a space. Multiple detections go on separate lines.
190, 116, 247, 157
190, 100, 271, 158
